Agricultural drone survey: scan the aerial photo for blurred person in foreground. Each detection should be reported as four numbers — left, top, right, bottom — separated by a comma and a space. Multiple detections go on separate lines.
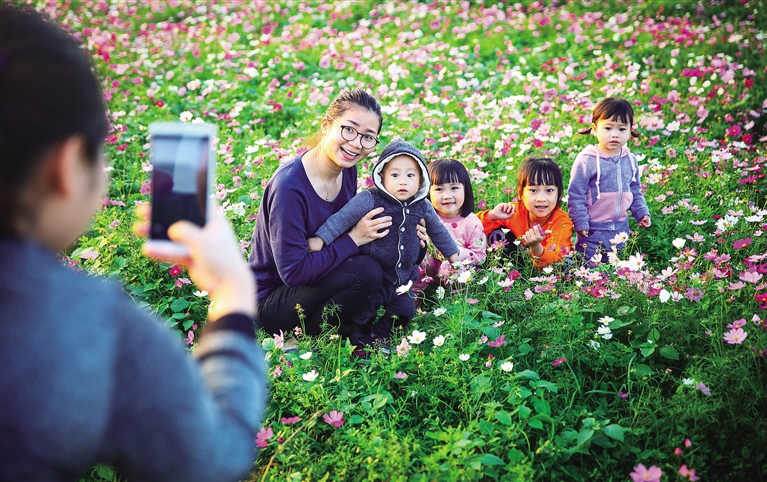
0, 5, 266, 481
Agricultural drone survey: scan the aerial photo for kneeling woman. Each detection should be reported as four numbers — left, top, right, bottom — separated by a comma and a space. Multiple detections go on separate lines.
249, 89, 394, 345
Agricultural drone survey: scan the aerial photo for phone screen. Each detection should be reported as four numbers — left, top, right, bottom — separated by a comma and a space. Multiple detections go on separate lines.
150, 133, 210, 240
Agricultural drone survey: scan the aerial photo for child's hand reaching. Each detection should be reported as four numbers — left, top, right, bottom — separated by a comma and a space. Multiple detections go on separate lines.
307, 236, 324, 252
521, 226, 550, 257
577, 230, 588, 237
488, 202, 515, 221
638, 215, 652, 228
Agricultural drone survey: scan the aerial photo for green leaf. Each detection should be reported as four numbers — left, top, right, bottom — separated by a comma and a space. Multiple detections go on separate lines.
94, 464, 115, 479
659, 346, 680, 360
640, 346, 655, 357
516, 370, 540, 380
482, 311, 504, 320
577, 428, 595, 446
604, 424, 625, 442
261, 338, 277, 351
171, 312, 187, 320
508, 448, 524, 465
495, 410, 512, 426
170, 298, 190, 313
349, 414, 364, 425
533, 380, 559, 393
528, 418, 544, 430
479, 419, 497, 435
517, 343, 533, 355
470, 375, 492, 395
533, 398, 551, 416
633, 364, 653, 377
518, 405, 531, 419
475, 453, 506, 466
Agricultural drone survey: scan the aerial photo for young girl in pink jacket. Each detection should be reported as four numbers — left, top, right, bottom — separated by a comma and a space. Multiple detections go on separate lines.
414, 158, 487, 296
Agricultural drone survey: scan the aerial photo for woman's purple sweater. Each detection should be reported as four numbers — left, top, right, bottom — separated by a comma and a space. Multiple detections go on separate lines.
248, 153, 361, 300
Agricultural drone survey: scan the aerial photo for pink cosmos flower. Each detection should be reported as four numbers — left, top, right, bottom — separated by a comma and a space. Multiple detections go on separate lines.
168, 265, 183, 278
255, 426, 273, 448
697, 382, 711, 396
630, 464, 662, 482
679, 464, 700, 481
323, 410, 344, 428
552, 357, 567, 367
723, 327, 748, 344
685, 288, 703, 302
733, 238, 752, 249
281, 416, 301, 424
487, 336, 505, 348
727, 318, 746, 329
684, 438, 692, 448
394, 371, 408, 379
740, 271, 763, 284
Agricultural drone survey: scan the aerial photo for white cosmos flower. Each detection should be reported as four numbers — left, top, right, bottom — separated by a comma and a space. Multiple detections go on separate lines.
436, 286, 445, 300
597, 325, 612, 336
407, 330, 427, 345
193, 290, 209, 297
598, 316, 615, 325
433, 335, 445, 347
302, 370, 318, 382
477, 276, 489, 285
672, 238, 686, 249
299, 351, 312, 360
588, 340, 601, 350
396, 280, 413, 295
459, 354, 470, 361
500, 361, 514, 372
659, 289, 671, 303
433, 307, 447, 316
457, 271, 473, 283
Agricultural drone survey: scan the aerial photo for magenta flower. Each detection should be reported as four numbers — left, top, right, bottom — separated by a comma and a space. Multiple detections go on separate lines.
323, 410, 344, 428
280, 416, 301, 424
168, 265, 183, 278
685, 287, 703, 302
733, 238, 752, 249
255, 426, 273, 448
723, 327, 748, 344
487, 336, 506, 348
619, 391, 629, 399
629, 464, 662, 482
552, 357, 567, 367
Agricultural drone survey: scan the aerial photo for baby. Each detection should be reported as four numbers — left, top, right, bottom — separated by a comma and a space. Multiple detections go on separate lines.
308, 139, 459, 346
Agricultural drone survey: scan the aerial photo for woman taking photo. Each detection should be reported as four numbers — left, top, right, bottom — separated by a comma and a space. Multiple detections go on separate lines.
0, 6, 265, 480
249, 89, 397, 346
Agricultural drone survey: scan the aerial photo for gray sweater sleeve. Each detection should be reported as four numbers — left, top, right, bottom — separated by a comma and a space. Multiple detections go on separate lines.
423, 204, 459, 258
315, 191, 375, 245
108, 296, 266, 482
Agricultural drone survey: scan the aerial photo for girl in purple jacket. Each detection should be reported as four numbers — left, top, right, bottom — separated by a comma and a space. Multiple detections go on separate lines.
568, 97, 652, 264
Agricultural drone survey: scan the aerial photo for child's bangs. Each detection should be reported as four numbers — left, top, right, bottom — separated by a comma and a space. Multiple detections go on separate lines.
527, 167, 558, 187
430, 160, 466, 185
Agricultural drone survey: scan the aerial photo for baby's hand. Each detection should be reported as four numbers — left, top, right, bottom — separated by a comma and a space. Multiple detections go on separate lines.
577, 230, 588, 237
307, 237, 324, 252
489, 203, 515, 221
638, 215, 652, 228
447, 253, 461, 265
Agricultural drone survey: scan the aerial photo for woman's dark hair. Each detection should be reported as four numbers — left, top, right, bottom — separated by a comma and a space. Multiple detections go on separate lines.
578, 97, 639, 138
0, 5, 108, 234
304, 88, 382, 148
516, 156, 564, 209
427, 158, 474, 217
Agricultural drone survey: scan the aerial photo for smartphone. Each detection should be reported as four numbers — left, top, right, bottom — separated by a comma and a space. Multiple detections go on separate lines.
146, 122, 216, 257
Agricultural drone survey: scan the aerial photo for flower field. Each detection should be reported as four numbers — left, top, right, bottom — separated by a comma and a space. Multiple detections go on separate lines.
38, 0, 767, 480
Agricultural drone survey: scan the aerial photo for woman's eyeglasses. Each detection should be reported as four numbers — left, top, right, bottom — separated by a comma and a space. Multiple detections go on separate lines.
328, 116, 379, 149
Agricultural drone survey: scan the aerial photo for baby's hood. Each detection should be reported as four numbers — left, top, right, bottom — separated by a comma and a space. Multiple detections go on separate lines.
372, 138, 430, 203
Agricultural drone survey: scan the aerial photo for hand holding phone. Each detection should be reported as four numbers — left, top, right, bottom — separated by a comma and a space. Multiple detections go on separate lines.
146, 122, 215, 258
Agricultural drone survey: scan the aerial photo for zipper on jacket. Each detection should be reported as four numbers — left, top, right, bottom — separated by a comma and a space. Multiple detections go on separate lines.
612, 161, 623, 227
395, 203, 407, 285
